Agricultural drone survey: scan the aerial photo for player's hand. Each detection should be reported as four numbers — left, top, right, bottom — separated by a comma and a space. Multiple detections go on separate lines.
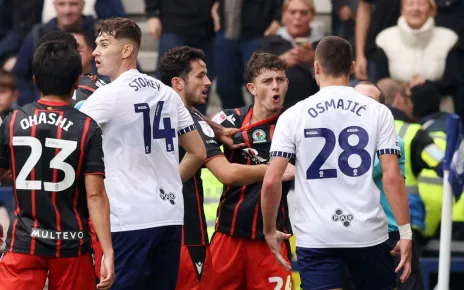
147, 17, 162, 39
354, 55, 368, 80
265, 230, 292, 271
97, 254, 115, 289
391, 239, 412, 283
282, 163, 295, 181
215, 128, 245, 150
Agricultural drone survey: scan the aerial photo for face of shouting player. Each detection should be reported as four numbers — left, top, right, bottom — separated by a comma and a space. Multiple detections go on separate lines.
184, 60, 211, 107
93, 33, 127, 80
247, 69, 288, 114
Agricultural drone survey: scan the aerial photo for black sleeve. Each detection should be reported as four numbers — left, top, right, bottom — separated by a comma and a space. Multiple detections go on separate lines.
0, 119, 10, 169
192, 115, 223, 160
375, 48, 390, 82
429, 48, 459, 96
144, 0, 161, 18
83, 121, 105, 176
410, 129, 435, 176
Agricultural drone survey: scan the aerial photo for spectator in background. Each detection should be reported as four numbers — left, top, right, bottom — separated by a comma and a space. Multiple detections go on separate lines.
257, 0, 319, 109
331, 0, 356, 50
0, 69, 17, 120
12, 0, 96, 106
354, 0, 401, 82
375, 0, 459, 107
212, 0, 282, 110
144, 0, 215, 114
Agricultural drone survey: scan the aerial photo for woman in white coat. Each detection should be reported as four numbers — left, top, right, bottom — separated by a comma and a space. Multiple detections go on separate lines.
375, 0, 459, 99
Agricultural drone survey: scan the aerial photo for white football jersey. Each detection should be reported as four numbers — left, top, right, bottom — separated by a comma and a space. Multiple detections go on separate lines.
80, 70, 195, 232
270, 86, 400, 248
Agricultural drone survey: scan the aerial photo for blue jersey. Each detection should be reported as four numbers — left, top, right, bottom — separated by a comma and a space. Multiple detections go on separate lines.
373, 137, 406, 232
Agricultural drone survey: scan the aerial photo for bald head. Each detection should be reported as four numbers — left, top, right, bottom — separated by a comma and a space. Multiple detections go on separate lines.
354, 81, 385, 104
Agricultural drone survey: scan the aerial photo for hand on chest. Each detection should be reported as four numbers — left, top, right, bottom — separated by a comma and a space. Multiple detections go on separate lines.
232, 125, 275, 164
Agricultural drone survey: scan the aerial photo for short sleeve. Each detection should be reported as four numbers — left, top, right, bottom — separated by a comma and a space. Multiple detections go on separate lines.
176, 94, 196, 135
376, 105, 401, 157
211, 109, 239, 129
83, 122, 105, 176
0, 120, 9, 169
79, 87, 115, 128
269, 110, 296, 159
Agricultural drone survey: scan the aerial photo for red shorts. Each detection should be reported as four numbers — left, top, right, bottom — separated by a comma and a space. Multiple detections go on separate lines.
205, 232, 292, 290
0, 252, 96, 290
176, 245, 212, 290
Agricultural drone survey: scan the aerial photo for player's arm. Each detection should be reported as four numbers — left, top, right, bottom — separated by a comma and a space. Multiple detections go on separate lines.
206, 156, 269, 186
178, 130, 207, 183
79, 88, 115, 128
177, 96, 206, 183
377, 107, 412, 283
83, 123, 114, 289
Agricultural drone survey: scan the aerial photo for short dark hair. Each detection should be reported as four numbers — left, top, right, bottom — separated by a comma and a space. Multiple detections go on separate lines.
66, 26, 95, 49
0, 69, 17, 91
315, 36, 353, 77
355, 81, 386, 104
96, 17, 142, 48
246, 52, 287, 82
36, 30, 78, 50
32, 39, 82, 97
159, 46, 206, 86
410, 82, 441, 118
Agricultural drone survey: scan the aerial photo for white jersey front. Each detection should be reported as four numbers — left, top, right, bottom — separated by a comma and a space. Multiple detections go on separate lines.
80, 69, 195, 232
270, 86, 400, 248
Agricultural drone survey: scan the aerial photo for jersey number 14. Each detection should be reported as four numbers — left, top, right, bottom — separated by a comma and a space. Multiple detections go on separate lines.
305, 126, 371, 179
134, 101, 176, 154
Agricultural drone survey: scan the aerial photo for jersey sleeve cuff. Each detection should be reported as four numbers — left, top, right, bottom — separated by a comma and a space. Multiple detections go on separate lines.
178, 124, 196, 136
376, 148, 401, 157
270, 151, 296, 159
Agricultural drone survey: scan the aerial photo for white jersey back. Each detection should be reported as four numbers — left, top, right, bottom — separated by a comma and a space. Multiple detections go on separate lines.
270, 86, 400, 248
80, 70, 195, 232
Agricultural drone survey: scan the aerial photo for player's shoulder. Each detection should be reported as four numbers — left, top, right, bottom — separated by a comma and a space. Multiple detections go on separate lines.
211, 107, 245, 128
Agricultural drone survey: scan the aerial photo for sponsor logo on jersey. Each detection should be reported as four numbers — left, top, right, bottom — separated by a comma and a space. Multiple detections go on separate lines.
198, 121, 215, 138
331, 209, 354, 227
30, 228, 84, 240
159, 188, 176, 205
252, 129, 266, 143
212, 111, 227, 124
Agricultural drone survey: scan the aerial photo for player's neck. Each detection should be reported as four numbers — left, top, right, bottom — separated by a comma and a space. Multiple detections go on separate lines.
318, 75, 350, 89
110, 62, 137, 81
180, 94, 194, 110
40, 94, 71, 104
251, 104, 278, 124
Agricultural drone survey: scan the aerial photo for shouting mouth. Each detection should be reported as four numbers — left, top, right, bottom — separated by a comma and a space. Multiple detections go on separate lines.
272, 94, 281, 103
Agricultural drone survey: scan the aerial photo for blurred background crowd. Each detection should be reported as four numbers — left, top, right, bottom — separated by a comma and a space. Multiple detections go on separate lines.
1, 0, 464, 289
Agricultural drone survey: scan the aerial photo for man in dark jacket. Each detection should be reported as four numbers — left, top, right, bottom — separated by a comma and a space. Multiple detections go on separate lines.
257, 0, 319, 109
12, 0, 96, 106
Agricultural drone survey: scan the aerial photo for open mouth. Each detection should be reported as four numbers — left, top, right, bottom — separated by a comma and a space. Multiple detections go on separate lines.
201, 89, 208, 96
95, 60, 101, 66
272, 94, 280, 103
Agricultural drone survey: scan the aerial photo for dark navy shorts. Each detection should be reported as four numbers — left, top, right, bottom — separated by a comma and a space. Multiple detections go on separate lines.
111, 225, 182, 290
297, 241, 396, 290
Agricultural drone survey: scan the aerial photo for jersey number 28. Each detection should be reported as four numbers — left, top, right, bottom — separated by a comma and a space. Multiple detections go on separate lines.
305, 126, 371, 179
134, 101, 176, 154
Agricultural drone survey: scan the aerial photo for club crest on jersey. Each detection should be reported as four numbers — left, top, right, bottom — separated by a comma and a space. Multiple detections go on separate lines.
331, 209, 354, 227
252, 129, 266, 143
198, 121, 215, 138
159, 188, 176, 205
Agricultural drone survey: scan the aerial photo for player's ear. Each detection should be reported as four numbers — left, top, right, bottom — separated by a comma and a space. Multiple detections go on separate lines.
72, 78, 79, 92
314, 61, 321, 75
350, 61, 355, 75
171, 77, 184, 92
32, 75, 36, 85
246, 82, 256, 96
122, 43, 134, 59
